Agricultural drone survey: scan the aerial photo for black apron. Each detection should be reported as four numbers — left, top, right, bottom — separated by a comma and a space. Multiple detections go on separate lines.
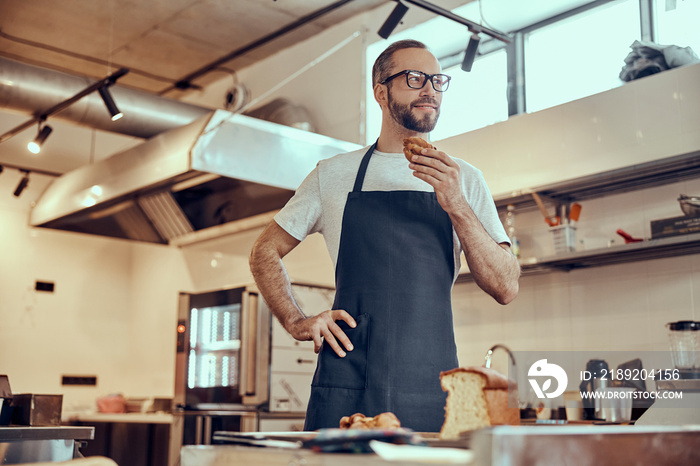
304, 142, 458, 432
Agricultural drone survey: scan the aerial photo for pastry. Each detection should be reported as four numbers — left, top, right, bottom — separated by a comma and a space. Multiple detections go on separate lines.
339, 411, 401, 429
402, 137, 435, 162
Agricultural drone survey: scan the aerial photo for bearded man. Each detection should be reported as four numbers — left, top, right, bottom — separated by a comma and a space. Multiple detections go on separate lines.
249, 39, 520, 432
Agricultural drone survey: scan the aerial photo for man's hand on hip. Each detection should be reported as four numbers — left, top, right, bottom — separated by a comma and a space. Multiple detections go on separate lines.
288, 310, 356, 357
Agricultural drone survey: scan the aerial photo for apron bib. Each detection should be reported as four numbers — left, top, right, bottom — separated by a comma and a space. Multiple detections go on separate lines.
304, 142, 458, 432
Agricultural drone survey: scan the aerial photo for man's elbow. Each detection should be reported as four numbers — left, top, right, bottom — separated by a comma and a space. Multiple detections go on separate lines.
494, 280, 519, 305
488, 245, 520, 305
493, 262, 520, 304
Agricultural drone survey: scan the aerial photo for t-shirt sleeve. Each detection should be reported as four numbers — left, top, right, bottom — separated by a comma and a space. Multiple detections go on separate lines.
273, 164, 323, 241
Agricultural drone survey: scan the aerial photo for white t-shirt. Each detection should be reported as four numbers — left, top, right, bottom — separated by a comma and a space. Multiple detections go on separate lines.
274, 145, 509, 282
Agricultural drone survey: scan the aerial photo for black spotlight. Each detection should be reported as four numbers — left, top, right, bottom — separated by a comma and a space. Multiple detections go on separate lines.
27, 125, 53, 154
461, 32, 482, 72
14, 171, 29, 197
378, 1, 409, 39
98, 86, 123, 121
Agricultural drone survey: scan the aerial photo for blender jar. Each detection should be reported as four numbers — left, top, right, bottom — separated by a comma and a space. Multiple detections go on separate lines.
667, 321, 700, 370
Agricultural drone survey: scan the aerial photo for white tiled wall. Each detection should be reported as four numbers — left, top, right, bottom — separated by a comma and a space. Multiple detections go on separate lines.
439, 62, 700, 373
452, 177, 700, 370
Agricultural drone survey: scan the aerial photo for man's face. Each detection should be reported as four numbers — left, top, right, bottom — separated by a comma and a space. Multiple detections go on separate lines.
384, 48, 443, 133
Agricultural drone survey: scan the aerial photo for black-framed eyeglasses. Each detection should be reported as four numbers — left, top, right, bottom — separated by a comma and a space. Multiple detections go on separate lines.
380, 70, 451, 92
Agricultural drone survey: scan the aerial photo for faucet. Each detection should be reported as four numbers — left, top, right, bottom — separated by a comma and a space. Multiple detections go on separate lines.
484, 344, 522, 409
484, 344, 516, 369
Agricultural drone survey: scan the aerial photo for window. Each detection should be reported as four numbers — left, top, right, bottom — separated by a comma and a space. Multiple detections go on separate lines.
364, 0, 696, 141
431, 50, 508, 141
524, 0, 640, 113
655, 0, 700, 52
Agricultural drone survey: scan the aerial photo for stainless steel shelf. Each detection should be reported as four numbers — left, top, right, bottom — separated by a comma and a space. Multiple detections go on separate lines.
456, 232, 700, 284
458, 151, 700, 284
494, 149, 700, 211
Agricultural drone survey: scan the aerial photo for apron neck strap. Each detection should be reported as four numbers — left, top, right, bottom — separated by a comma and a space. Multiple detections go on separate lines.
352, 141, 378, 192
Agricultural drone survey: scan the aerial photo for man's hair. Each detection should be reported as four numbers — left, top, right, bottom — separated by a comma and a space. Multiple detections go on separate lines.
372, 39, 429, 87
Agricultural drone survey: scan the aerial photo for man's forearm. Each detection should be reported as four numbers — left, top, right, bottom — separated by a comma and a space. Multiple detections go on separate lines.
249, 232, 306, 332
249, 224, 355, 355
407, 147, 519, 303
449, 204, 520, 304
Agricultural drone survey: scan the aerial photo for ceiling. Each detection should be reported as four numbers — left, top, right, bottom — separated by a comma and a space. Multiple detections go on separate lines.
0, 0, 476, 176
0, 0, 393, 177
0, 0, 590, 179
0, 0, 393, 97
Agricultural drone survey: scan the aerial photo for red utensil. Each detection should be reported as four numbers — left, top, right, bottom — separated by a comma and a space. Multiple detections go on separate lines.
616, 229, 643, 244
569, 203, 582, 225
531, 192, 559, 226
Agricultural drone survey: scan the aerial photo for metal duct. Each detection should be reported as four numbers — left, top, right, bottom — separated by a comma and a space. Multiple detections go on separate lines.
4, 57, 351, 246
29, 110, 360, 244
244, 98, 316, 133
0, 57, 211, 139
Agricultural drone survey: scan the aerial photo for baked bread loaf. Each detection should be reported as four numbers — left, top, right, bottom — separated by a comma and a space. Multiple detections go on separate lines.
402, 137, 435, 162
339, 412, 401, 430
439, 367, 520, 439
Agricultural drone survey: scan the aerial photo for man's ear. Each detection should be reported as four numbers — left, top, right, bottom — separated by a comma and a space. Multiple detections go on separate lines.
373, 83, 387, 108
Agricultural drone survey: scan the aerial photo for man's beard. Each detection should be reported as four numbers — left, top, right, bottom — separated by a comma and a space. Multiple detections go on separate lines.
387, 89, 440, 133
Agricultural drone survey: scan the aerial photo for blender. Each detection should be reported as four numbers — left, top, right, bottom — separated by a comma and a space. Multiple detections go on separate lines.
636, 320, 700, 425
579, 359, 610, 420
667, 321, 700, 378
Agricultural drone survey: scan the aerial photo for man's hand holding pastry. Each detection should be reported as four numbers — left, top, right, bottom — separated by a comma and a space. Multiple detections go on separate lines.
404, 137, 466, 214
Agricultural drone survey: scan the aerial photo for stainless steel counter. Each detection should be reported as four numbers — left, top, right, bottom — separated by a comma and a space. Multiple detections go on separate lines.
471, 425, 700, 465
0, 425, 94, 441
0, 426, 94, 464
67, 412, 174, 424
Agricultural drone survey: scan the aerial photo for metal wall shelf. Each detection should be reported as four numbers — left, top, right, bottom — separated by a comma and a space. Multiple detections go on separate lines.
493, 149, 700, 211
457, 150, 700, 284
456, 232, 700, 284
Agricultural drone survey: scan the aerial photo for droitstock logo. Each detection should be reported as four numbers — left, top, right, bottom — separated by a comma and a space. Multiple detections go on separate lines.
528, 359, 568, 399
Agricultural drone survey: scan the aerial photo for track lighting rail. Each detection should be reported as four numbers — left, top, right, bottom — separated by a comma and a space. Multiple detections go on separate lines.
399, 0, 510, 43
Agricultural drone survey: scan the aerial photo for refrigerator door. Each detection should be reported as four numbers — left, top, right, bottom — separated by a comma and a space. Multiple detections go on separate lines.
240, 290, 270, 406
175, 287, 270, 409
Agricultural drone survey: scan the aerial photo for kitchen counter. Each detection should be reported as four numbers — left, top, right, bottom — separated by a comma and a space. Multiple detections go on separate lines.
66, 412, 173, 466
0, 426, 94, 463
471, 424, 700, 465
66, 412, 173, 424
0, 425, 94, 441
181, 444, 455, 466
179, 424, 700, 466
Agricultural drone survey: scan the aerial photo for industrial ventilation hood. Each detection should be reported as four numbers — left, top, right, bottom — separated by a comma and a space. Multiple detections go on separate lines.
29, 110, 359, 245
